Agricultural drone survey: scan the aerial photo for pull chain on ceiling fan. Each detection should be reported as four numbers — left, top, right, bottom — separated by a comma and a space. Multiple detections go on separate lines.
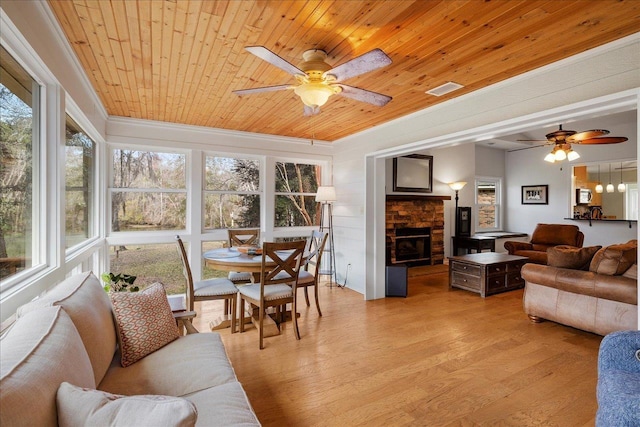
233, 46, 393, 116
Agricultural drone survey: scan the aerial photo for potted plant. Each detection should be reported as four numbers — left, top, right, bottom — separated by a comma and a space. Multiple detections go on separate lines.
101, 272, 139, 293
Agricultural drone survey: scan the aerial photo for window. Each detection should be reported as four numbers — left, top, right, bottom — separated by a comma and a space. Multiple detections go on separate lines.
274, 162, 320, 227
204, 156, 260, 229
110, 149, 186, 232
65, 115, 95, 249
107, 243, 183, 294
475, 177, 501, 231
0, 46, 41, 283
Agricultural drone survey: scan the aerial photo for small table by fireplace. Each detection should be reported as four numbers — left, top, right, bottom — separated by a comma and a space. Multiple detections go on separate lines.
448, 253, 528, 297
452, 235, 496, 255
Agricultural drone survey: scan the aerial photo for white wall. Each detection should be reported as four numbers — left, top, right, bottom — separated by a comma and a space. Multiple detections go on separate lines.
334, 34, 640, 299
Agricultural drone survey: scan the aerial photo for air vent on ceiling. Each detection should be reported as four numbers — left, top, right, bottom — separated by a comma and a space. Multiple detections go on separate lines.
426, 81, 464, 97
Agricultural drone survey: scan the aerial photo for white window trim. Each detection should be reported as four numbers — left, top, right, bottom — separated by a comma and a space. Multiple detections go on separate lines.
474, 176, 503, 232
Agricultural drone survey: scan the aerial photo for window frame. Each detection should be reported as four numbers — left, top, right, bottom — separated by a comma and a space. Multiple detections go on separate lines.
202, 153, 262, 232
64, 113, 98, 252
474, 176, 502, 232
273, 158, 323, 230
0, 43, 47, 292
107, 145, 189, 236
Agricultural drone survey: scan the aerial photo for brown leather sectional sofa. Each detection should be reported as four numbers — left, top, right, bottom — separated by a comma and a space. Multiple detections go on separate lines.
521, 240, 637, 335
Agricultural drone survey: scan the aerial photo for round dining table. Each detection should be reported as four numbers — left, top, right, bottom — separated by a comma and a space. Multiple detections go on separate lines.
202, 247, 264, 279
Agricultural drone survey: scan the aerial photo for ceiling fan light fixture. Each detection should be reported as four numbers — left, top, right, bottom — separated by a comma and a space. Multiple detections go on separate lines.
294, 82, 337, 108
554, 147, 567, 161
567, 149, 580, 161
544, 152, 556, 163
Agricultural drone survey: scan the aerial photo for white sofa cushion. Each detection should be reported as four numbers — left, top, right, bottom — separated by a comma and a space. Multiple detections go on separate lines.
99, 332, 237, 397
16, 271, 116, 384
183, 381, 260, 426
57, 382, 198, 427
0, 306, 95, 427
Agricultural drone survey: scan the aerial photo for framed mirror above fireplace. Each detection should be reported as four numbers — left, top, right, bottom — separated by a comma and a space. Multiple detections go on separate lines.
392, 154, 433, 193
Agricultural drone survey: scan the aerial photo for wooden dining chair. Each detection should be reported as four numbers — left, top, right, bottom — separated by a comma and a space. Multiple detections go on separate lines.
296, 230, 328, 316
176, 236, 239, 333
238, 240, 306, 349
226, 229, 260, 284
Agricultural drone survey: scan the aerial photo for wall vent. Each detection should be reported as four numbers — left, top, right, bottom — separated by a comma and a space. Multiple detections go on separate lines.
426, 81, 464, 97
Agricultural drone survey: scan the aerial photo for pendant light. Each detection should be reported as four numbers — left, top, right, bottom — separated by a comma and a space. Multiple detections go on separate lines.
595, 165, 603, 193
606, 164, 614, 193
618, 162, 626, 192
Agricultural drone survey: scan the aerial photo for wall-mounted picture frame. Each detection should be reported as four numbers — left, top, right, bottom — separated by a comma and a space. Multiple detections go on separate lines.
522, 185, 548, 205
392, 154, 433, 193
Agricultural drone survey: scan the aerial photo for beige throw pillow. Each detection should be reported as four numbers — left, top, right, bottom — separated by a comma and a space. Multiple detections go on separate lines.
57, 382, 197, 427
110, 283, 179, 367
546, 245, 602, 270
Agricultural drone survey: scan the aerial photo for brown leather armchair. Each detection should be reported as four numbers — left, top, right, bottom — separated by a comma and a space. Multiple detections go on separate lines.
504, 223, 584, 264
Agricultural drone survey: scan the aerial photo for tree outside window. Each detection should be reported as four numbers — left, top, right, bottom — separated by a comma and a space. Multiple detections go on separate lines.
0, 46, 38, 282
111, 150, 186, 232
204, 156, 260, 229
275, 162, 320, 227
65, 115, 95, 249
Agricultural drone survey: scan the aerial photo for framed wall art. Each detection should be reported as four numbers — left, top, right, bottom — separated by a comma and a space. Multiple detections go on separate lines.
522, 185, 548, 205
392, 154, 433, 193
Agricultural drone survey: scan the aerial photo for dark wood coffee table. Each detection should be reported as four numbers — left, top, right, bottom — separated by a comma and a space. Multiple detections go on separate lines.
448, 252, 528, 297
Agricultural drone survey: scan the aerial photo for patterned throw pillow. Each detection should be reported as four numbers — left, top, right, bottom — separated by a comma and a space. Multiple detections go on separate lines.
110, 283, 179, 367
56, 382, 197, 427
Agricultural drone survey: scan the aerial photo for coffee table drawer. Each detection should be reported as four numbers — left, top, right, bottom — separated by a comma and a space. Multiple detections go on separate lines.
451, 262, 481, 276
451, 271, 481, 291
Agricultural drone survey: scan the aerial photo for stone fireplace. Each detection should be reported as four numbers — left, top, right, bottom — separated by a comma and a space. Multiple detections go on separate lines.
386, 195, 450, 266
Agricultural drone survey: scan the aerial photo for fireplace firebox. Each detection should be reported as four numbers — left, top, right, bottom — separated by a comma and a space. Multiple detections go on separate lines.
393, 227, 432, 264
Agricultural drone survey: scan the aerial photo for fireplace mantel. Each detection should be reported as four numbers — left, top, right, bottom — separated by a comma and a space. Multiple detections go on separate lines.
386, 195, 451, 201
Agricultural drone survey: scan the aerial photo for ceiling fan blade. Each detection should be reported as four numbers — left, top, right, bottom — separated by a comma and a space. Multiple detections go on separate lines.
233, 84, 292, 95
575, 136, 628, 145
566, 129, 609, 142
324, 48, 392, 82
303, 105, 320, 116
507, 143, 550, 152
245, 46, 306, 77
337, 84, 392, 106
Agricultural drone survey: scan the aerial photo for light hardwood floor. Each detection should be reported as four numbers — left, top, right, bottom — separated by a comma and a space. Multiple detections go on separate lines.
192, 269, 602, 426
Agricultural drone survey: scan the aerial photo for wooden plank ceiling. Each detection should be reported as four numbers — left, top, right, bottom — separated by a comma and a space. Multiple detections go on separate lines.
47, 0, 640, 142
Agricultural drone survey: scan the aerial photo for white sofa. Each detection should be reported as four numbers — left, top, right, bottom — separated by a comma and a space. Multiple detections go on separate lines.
0, 272, 260, 426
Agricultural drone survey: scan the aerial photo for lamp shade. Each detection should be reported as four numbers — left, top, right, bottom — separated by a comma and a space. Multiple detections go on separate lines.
315, 186, 336, 202
448, 181, 467, 191
294, 83, 336, 108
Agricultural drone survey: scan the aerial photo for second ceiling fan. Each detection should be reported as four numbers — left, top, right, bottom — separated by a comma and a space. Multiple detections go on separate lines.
233, 46, 393, 116
515, 124, 628, 162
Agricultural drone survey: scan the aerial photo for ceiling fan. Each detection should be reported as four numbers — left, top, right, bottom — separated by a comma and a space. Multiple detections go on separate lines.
514, 124, 628, 163
233, 46, 393, 116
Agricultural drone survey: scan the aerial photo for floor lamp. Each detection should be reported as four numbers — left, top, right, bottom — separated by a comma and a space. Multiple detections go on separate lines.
448, 181, 466, 256
316, 186, 339, 287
